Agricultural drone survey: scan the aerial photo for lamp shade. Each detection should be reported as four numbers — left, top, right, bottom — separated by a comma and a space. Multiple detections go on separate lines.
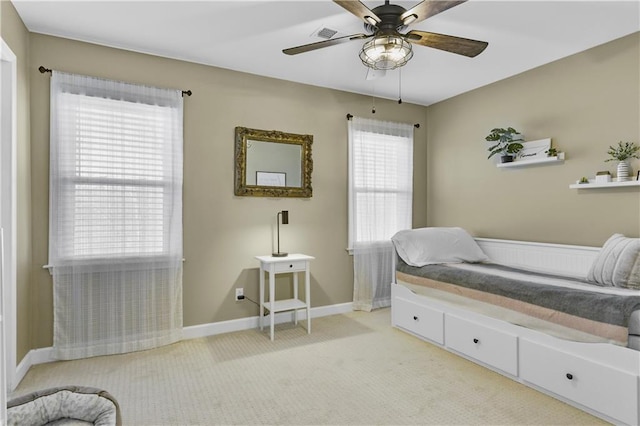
359, 35, 413, 70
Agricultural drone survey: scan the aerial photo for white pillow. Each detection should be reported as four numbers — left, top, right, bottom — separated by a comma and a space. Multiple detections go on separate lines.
587, 234, 640, 289
391, 227, 489, 267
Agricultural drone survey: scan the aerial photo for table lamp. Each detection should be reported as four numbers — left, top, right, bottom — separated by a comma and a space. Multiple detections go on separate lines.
273, 210, 289, 257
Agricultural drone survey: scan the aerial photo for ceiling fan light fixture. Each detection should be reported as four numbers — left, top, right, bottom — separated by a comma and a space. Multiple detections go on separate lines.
359, 35, 413, 70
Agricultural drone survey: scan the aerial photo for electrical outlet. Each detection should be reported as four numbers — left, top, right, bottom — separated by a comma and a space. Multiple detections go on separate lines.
235, 288, 244, 301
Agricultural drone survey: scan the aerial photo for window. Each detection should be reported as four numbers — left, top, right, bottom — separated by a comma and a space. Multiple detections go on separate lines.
348, 117, 413, 247
49, 73, 183, 264
48, 72, 184, 360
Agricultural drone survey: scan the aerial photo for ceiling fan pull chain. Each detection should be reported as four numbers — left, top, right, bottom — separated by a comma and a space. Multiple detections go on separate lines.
398, 68, 403, 104
372, 82, 376, 114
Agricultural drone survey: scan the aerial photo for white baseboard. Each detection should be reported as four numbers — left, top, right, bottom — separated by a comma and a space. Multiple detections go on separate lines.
182, 302, 353, 340
14, 302, 354, 383
15, 346, 53, 387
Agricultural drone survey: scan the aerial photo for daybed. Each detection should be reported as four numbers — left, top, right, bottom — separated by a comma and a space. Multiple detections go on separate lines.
391, 228, 640, 425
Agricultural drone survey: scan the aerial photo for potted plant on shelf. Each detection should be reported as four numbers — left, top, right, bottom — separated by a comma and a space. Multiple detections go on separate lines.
605, 141, 640, 181
485, 127, 524, 163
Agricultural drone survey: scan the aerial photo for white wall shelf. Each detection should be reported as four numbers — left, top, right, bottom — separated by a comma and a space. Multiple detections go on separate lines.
569, 180, 640, 189
497, 155, 564, 168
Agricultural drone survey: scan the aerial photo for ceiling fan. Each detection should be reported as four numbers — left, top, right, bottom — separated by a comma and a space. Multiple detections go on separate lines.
283, 0, 488, 71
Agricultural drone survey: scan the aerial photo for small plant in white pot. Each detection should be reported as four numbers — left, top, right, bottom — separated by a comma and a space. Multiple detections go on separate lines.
605, 141, 640, 181
485, 127, 524, 163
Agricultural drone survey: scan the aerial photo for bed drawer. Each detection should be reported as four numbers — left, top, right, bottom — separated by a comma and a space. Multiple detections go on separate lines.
393, 297, 444, 344
520, 339, 638, 425
445, 314, 518, 376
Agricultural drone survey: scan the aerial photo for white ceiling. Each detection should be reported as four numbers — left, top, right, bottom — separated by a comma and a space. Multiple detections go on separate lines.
11, 0, 640, 106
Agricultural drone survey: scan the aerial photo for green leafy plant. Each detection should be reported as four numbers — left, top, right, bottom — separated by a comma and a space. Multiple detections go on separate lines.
545, 147, 558, 157
605, 141, 640, 162
485, 127, 524, 159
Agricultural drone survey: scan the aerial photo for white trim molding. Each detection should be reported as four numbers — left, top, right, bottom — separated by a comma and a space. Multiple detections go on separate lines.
15, 302, 354, 377
1, 37, 18, 407
182, 302, 353, 340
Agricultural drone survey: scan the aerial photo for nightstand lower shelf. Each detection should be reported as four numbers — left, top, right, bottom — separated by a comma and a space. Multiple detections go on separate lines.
262, 298, 307, 313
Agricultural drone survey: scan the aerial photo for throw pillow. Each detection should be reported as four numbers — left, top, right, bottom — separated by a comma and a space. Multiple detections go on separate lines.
587, 234, 640, 289
391, 227, 489, 267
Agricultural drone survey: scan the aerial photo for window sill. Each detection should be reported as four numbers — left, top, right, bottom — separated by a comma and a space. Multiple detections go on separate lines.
346, 240, 394, 256
43, 257, 186, 273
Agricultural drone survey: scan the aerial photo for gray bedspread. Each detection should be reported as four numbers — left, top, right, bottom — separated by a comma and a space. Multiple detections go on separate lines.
397, 260, 640, 327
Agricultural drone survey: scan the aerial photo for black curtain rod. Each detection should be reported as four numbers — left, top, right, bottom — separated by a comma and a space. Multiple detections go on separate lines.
346, 113, 419, 128
39, 65, 192, 97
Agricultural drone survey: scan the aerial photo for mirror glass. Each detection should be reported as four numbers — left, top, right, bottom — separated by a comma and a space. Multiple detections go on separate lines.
246, 141, 302, 187
234, 127, 313, 197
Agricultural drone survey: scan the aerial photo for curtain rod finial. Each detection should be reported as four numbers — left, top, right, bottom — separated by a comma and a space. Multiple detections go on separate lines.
182, 90, 192, 97
39, 66, 52, 74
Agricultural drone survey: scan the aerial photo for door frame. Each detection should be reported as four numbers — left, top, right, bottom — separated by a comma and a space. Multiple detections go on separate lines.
1, 37, 18, 398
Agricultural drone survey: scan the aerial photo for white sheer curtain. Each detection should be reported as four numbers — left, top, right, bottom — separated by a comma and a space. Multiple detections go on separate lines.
348, 117, 413, 311
48, 72, 183, 360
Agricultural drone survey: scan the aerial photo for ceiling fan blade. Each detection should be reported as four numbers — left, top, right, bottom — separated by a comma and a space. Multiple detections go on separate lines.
400, 0, 467, 26
333, 0, 381, 25
283, 33, 370, 56
405, 30, 488, 57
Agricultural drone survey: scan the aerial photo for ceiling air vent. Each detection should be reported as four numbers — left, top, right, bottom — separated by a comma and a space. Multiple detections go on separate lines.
316, 27, 338, 39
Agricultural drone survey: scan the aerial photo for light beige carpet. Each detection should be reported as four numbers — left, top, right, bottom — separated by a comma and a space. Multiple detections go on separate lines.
12, 309, 606, 425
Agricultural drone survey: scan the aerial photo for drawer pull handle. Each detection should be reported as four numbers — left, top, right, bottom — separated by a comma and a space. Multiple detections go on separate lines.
473, 338, 479, 344
289, 264, 293, 268
413, 316, 419, 321
566, 373, 573, 380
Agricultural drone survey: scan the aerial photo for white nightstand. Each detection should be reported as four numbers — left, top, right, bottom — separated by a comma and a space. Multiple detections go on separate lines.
255, 254, 314, 341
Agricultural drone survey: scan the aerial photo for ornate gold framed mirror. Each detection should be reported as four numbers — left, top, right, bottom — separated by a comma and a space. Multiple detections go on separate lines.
234, 127, 313, 197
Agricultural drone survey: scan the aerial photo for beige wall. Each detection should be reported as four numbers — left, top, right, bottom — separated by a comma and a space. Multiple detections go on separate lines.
8, 17, 638, 355
427, 33, 640, 246
1, 1, 32, 362
28, 34, 429, 348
